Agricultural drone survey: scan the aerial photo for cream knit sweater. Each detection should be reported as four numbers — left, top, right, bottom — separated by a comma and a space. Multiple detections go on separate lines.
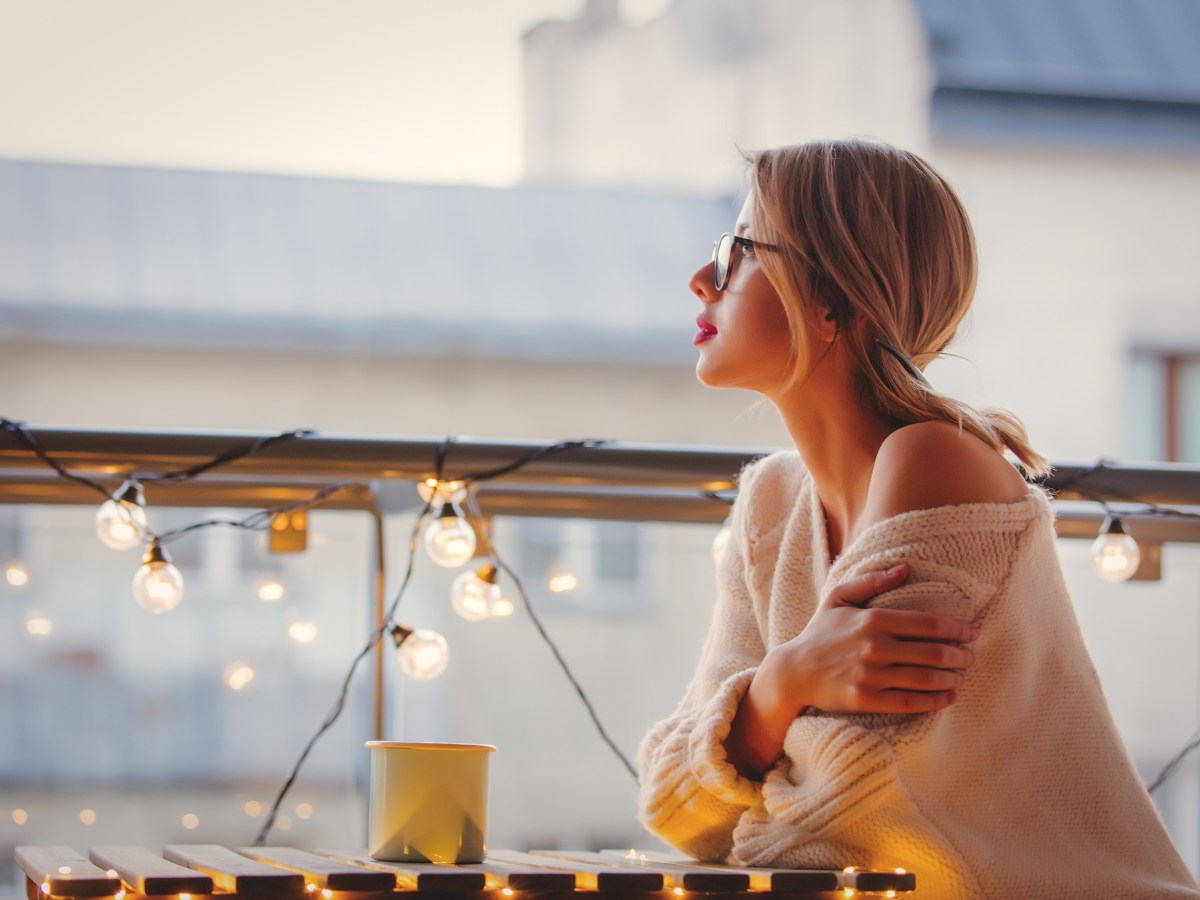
639, 451, 1199, 899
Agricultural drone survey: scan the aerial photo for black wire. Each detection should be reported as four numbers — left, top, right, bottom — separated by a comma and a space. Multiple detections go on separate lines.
142, 429, 316, 484
1147, 726, 1200, 794
457, 439, 610, 485
463, 489, 637, 782
253, 501, 433, 846
155, 481, 362, 545
492, 552, 638, 781
0, 418, 114, 502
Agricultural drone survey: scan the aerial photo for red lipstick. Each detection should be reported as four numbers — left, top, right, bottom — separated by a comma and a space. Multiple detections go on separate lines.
694, 315, 717, 345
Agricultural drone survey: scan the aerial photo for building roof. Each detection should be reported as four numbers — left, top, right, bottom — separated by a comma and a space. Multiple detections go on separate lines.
0, 160, 733, 362
914, 0, 1200, 147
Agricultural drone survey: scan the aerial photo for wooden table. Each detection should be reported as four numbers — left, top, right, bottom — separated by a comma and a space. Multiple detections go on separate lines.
15, 845, 916, 899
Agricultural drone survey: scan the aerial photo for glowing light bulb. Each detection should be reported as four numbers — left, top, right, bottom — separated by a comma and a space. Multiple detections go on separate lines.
224, 662, 255, 691
95, 482, 148, 551
1090, 515, 1140, 583
423, 502, 476, 567
450, 564, 501, 621
5, 560, 29, 588
711, 522, 732, 565
490, 596, 515, 618
132, 541, 184, 613
392, 626, 450, 680
417, 479, 467, 505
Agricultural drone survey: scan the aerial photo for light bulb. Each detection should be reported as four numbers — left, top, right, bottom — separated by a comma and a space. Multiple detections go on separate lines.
392, 625, 450, 681
132, 541, 184, 613
1090, 515, 1140, 583
5, 560, 30, 588
416, 479, 468, 505
451, 564, 501, 621
423, 502, 476, 567
711, 522, 732, 565
95, 482, 148, 551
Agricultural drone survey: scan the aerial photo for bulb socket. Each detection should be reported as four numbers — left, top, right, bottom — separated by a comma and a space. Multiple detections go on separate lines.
115, 481, 146, 508
142, 540, 171, 566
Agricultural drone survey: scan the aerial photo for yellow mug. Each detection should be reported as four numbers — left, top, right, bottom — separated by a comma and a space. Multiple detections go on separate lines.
365, 741, 496, 863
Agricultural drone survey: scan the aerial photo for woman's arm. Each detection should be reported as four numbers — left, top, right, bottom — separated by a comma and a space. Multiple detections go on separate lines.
726, 423, 1019, 779
725, 563, 977, 778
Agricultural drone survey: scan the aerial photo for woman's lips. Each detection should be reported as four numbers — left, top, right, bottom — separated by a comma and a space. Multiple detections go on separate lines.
695, 315, 718, 345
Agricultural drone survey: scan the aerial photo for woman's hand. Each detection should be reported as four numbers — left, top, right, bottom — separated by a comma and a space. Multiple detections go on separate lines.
725, 562, 977, 778
778, 562, 978, 715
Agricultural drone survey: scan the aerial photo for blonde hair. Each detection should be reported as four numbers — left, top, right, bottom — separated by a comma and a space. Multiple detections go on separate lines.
748, 139, 1048, 477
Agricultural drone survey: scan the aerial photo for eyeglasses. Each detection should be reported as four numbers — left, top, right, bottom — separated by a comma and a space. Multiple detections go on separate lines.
711, 232, 778, 291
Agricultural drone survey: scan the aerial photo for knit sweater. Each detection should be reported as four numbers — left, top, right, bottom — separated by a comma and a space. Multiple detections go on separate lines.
638, 451, 1199, 899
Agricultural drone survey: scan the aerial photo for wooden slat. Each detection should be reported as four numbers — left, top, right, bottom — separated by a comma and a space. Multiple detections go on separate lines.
15, 847, 122, 898
312, 850, 485, 893
162, 845, 304, 894
451, 859, 576, 892
88, 847, 213, 896
599, 850, 840, 893
546, 851, 747, 893
840, 867, 917, 893
237, 848, 394, 893
490, 850, 661, 892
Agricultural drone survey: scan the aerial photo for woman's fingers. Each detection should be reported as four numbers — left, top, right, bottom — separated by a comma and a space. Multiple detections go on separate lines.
865, 633, 976, 671
823, 563, 909, 608
860, 606, 979, 645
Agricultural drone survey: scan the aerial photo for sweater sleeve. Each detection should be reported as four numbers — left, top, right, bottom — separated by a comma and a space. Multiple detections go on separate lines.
730, 494, 1045, 875
636, 459, 774, 862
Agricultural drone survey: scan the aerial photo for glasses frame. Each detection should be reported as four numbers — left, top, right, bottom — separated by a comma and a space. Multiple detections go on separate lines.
711, 233, 778, 291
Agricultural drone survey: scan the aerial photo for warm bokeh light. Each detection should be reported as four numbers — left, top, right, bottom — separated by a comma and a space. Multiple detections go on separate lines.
295, 802, 313, 820
224, 663, 255, 691
547, 572, 577, 593
288, 622, 318, 643
181, 813, 199, 830
25, 612, 53, 636
5, 560, 29, 587
258, 579, 286, 603
11, 808, 28, 825
79, 808, 96, 825
244, 800, 263, 817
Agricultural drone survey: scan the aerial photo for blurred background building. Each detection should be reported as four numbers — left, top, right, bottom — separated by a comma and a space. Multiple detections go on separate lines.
2, 0, 1199, 890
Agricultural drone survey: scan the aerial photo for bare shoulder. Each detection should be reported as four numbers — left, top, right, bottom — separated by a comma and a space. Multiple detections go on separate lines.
864, 420, 1029, 524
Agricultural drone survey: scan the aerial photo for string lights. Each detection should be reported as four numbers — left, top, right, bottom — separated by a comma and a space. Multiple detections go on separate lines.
450, 563, 504, 621
422, 501, 477, 567
391, 625, 450, 680
131, 540, 185, 614
1090, 514, 1141, 582
94, 481, 147, 551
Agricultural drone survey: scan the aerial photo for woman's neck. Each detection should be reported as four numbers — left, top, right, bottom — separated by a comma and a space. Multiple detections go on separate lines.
769, 347, 897, 556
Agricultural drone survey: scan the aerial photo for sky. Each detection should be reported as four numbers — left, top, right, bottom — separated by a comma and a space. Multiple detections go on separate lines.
0, 0, 668, 186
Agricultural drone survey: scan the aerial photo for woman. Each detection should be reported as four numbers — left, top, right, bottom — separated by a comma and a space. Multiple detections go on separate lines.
637, 140, 1199, 898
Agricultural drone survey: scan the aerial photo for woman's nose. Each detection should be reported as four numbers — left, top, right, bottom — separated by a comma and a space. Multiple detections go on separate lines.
689, 262, 717, 303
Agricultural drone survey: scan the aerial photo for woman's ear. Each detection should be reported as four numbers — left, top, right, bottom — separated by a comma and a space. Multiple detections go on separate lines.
814, 309, 839, 343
